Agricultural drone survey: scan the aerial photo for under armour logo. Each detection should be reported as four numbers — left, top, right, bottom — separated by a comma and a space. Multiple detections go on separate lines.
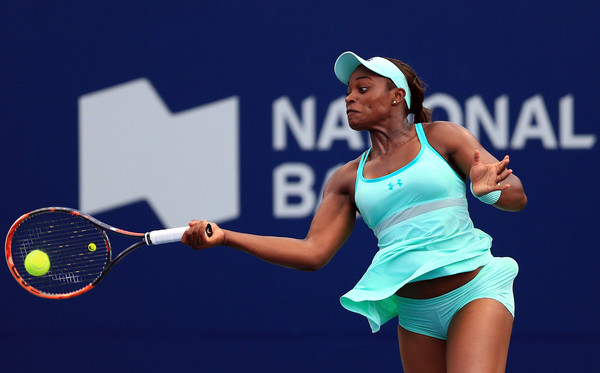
388, 179, 403, 190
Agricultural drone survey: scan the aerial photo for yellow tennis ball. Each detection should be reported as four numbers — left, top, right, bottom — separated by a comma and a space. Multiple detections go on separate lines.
88, 243, 97, 252
24, 250, 50, 276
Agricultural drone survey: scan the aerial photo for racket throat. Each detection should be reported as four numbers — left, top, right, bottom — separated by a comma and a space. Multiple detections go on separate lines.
143, 232, 154, 245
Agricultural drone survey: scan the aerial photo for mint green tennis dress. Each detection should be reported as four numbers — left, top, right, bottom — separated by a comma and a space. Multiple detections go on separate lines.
340, 123, 494, 333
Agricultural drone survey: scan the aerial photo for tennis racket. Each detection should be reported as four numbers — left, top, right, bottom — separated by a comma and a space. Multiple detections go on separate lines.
5, 206, 212, 299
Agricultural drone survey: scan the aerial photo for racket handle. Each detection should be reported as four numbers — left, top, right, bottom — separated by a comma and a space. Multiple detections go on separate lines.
145, 224, 214, 245
146, 227, 188, 245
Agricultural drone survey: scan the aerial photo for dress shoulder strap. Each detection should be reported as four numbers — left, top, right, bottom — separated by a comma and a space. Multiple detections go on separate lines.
414, 123, 430, 146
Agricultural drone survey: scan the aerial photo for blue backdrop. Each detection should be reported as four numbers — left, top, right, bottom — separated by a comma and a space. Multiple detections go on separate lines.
2, 1, 598, 372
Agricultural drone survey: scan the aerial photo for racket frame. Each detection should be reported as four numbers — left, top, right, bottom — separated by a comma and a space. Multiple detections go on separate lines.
5, 207, 185, 299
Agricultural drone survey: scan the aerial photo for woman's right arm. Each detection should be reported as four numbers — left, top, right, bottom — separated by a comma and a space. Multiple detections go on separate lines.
181, 161, 359, 271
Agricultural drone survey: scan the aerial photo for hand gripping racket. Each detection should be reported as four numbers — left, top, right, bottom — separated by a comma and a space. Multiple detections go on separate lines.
5, 207, 212, 299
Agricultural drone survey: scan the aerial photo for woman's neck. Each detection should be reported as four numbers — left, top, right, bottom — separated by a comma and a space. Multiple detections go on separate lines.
368, 117, 416, 156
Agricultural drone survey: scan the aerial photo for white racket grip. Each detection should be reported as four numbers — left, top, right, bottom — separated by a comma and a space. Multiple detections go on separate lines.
146, 227, 188, 245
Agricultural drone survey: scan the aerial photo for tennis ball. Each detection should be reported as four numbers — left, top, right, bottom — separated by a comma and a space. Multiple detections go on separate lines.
88, 243, 97, 252
24, 250, 50, 276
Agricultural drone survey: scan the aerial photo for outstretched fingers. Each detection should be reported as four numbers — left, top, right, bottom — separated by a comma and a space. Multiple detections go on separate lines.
495, 155, 513, 186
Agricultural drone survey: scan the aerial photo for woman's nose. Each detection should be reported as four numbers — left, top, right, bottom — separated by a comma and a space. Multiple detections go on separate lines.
345, 93, 356, 104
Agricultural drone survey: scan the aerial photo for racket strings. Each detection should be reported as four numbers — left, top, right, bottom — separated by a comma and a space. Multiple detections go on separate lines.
10, 212, 109, 295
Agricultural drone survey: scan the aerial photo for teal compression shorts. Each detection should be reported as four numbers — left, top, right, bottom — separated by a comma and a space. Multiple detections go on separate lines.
395, 256, 518, 340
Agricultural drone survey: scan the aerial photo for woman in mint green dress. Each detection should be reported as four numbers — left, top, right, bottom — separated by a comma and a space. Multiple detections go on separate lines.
183, 51, 528, 373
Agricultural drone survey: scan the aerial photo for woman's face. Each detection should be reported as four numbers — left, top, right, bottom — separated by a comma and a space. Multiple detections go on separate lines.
345, 65, 395, 130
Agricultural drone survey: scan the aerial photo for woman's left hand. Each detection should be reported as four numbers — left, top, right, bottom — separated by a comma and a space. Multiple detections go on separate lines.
469, 150, 513, 196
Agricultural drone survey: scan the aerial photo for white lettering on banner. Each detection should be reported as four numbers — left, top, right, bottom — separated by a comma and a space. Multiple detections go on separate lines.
511, 95, 557, 149
79, 78, 240, 227
273, 96, 316, 150
425, 93, 596, 150
78, 81, 595, 224
273, 163, 316, 218
559, 95, 596, 149
273, 163, 344, 218
274, 93, 596, 219
466, 95, 509, 149
273, 96, 366, 151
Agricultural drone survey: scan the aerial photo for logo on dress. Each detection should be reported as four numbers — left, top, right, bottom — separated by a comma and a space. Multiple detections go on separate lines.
388, 179, 403, 190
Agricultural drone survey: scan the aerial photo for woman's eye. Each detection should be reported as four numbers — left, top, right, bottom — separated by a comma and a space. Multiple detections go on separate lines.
346, 86, 368, 96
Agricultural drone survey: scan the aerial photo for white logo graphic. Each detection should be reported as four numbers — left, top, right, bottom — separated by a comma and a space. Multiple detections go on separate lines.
78, 78, 239, 227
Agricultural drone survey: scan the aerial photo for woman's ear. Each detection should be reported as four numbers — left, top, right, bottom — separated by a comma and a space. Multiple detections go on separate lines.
392, 88, 406, 105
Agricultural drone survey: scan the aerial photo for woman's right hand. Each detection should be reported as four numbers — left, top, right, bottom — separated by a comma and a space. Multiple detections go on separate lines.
181, 219, 224, 250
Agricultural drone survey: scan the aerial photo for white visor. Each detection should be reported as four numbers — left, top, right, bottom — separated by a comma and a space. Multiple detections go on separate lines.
334, 51, 411, 109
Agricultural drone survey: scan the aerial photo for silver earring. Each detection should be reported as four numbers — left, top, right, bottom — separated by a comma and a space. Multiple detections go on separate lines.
393, 101, 397, 104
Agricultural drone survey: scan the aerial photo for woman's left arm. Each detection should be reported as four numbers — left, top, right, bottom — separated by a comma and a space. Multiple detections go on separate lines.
430, 122, 527, 212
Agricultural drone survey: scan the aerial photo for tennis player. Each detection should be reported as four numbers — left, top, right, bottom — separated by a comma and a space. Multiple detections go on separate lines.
182, 51, 527, 373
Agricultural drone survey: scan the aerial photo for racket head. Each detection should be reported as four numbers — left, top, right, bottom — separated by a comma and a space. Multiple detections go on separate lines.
5, 207, 111, 299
